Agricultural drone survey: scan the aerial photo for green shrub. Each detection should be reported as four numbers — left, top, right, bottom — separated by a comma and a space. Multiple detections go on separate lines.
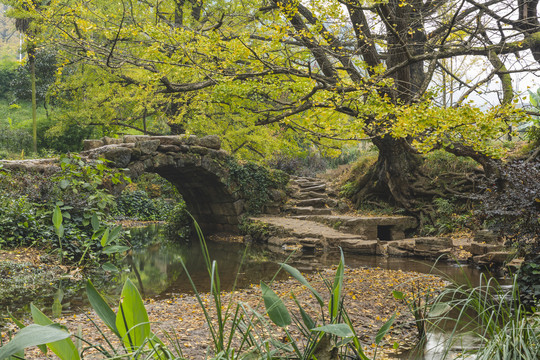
0, 125, 33, 154
0, 194, 50, 248
165, 200, 192, 240
114, 190, 163, 221
227, 159, 289, 214
0, 60, 17, 99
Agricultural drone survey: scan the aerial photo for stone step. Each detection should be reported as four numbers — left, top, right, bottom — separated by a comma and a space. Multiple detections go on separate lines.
250, 216, 368, 250
290, 207, 333, 215
290, 214, 417, 240
300, 184, 326, 192
294, 198, 328, 208
292, 191, 329, 200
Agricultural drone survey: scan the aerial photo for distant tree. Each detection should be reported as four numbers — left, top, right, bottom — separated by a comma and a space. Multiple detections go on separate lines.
11, 48, 56, 106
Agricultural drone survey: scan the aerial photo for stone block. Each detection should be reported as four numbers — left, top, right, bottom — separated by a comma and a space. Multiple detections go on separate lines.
124, 135, 149, 143
128, 161, 145, 178
136, 139, 160, 154
474, 230, 500, 244
215, 149, 230, 160
339, 239, 378, 254
149, 136, 185, 146
191, 146, 209, 155
176, 153, 201, 167
185, 135, 200, 146
83, 139, 104, 151
387, 245, 412, 257
200, 135, 221, 149
103, 136, 123, 145
158, 144, 181, 152
87, 145, 131, 167
152, 153, 175, 168
233, 199, 245, 214
414, 237, 452, 250
470, 242, 505, 255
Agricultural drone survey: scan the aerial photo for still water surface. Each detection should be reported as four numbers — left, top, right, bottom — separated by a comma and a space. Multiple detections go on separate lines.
107, 225, 508, 360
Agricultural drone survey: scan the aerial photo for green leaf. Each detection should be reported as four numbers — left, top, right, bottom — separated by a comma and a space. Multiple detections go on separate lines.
0, 324, 71, 359
30, 304, 80, 360
375, 313, 396, 345
109, 225, 123, 242
292, 294, 315, 330
392, 290, 404, 300
52, 206, 63, 231
279, 263, 323, 306
91, 214, 100, 232
59, 179, 70, 189
311, 323, 354, 338
115, 278, 151, 350
100, 228, 110, 247
86, 280, 120, 337
260, 281, 291, 327
329, 248, 345, 319
428, 304, 451, 318
102, 262, 119, 272
102, 245, 130, 254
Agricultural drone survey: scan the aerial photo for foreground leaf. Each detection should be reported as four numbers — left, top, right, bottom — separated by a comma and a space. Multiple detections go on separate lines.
0, 324, 71, 359
86, 280, 119, 337
30, 304, 80, 360
312, 323, 354, 338
116, 278, 151, 350
261, 281, 291, 327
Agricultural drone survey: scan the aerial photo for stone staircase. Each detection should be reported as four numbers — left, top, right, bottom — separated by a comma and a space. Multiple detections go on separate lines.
249, 176, 420, 256
247, 176, 516, 266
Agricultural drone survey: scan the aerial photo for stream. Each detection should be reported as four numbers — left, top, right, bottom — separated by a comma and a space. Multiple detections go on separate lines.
98, 224, 508, 360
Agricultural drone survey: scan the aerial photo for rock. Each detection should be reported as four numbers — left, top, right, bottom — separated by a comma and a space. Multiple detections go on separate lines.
82, 139, 104, 151
302, 184, 326, 192
190, 146, 209, 155
387, 245, 412, 257
264, 205, 281, 215
270, 189, 286, 202
136, 139, 161, 154
295, 198, 327, 208
152, 153, 175, 168
185, 135, 200, 146
149, 136, 185, 146
484, 251, 514, 264
123, 135, 149, 143
474, 229, 500, 244
469, 242, 505, 255
336, 201, 350, 213
103, 136, 123, 145
199, 135, 221, 149
506, 258, 524, 272
86, 144, 132, 167
158, 144, 181, 152
339, 239, 378, 254
292, 207, 332, 215
414, 237, 452, 250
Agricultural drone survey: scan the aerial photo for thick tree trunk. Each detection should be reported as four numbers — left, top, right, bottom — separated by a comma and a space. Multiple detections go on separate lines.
351, 136, 424, 211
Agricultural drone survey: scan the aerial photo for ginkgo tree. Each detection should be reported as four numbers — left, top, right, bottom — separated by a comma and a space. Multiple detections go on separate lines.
7, 0, 540, 213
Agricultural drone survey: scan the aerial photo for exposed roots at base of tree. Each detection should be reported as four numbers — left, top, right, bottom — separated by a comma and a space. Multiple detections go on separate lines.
348, 164, 485, 230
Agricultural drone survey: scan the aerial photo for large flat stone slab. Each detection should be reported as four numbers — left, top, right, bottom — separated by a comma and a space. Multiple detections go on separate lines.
292, 214, 417, 240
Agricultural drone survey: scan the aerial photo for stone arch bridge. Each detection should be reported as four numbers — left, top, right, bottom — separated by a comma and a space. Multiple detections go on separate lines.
82, 135, 245, 233
0, 135, 253, 233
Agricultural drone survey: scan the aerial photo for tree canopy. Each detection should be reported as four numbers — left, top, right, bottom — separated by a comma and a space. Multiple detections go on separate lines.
5, 0, 540, 208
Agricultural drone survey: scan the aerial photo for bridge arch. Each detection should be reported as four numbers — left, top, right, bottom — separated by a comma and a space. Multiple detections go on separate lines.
83, 135, 244, 233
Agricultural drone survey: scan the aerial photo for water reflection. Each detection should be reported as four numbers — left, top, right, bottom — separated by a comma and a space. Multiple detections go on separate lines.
122, 225, 506, 299
111, 225, 510, 360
